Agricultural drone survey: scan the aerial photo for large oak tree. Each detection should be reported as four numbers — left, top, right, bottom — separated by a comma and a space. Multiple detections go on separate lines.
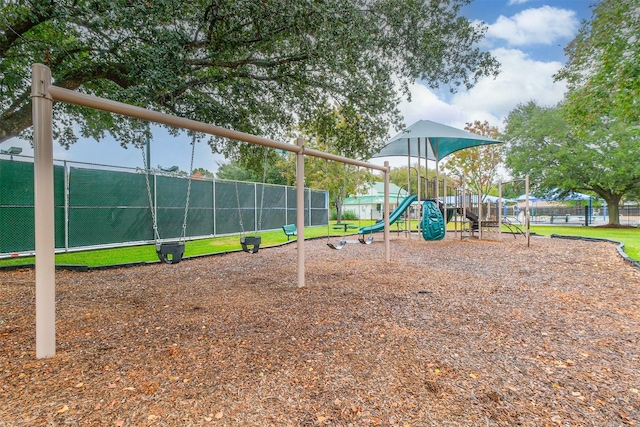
503, 0, 639, 226
554, 0, 639, 133
502, 101, 639, 225
1, 0, 499, 159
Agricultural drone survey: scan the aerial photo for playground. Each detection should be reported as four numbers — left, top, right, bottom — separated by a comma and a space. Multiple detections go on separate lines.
6, 63, 637, 425
2, 234, 639, 425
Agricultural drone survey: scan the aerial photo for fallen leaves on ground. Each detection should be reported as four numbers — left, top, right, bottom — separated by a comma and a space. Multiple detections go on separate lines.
1, 235, 639, 426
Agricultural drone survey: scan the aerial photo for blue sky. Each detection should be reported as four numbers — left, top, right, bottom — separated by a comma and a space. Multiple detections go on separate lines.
2, 0, 592, 173
374, 0, 591, 168
462, 0, 591, 65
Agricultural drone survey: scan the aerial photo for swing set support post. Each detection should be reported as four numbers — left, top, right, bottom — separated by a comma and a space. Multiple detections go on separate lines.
296, 137, 305, 288
384, 161, 390, 262
32, 64, 56, 358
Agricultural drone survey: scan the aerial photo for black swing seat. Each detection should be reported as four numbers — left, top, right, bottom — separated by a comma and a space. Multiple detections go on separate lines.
241, 236, 261, 254
156, 241, 185, 264
358, 234, 374, 245
327, 240, 347, 250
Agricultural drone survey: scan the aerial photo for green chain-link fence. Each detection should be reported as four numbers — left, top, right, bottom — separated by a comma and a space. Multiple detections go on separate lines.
0, 157, 328, 255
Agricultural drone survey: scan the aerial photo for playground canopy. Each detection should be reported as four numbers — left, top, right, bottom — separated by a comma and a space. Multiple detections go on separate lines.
370, 119, 502, 200
371, 119, 502, 162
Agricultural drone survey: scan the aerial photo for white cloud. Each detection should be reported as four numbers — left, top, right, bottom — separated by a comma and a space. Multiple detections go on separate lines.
487, 6, 579, 46
395, 85, 467, 133
452, 48, 567, 126
507, 0, 530, 5
375, 48, 566, 168
394, 47, 566, 135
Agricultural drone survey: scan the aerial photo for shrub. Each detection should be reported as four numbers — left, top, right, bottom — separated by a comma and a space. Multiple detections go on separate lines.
330, 209, 358, 220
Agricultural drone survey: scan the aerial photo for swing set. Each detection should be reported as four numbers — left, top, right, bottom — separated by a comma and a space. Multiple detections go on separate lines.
30, 63, 392, 357
143, 135, 270, 258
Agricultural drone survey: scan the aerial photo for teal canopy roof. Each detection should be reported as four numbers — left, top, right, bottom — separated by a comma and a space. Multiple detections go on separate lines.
372, 119, 502, 162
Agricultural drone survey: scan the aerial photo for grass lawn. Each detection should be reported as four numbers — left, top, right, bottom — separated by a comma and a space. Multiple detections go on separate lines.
530, 225, 640, 261
0, 221, 375, 268
0, 221, 637, 268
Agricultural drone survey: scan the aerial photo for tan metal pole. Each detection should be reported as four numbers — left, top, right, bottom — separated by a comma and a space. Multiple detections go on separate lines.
435, 139, 439, 200
498, 181, 503, 241
48, 85, 389, 172
32, 64, 56, 358
417, 138, 421, 202
296, 137, 305, 288
478, 188, 483, 240
384, 161, 390, 263
454, 186, 459, 239
417, 138, 422, 236
525, 174, 530, 247
461, 174, 466, 240
303, 148, 386, 171
443, 173, 447, 237
406, 140, 411, 239
48, 87, 297, 155
425, 138, 429, 199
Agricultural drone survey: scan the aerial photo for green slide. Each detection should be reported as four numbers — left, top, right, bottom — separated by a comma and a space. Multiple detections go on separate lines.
359, 195, 418, 234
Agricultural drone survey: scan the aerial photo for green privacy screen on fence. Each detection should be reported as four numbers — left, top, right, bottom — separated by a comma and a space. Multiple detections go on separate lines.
0, 159, 65, 253
68, 167, 152, 246
0, 157, 328, 255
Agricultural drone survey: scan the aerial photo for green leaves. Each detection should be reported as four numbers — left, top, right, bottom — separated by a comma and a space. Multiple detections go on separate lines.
555, 0, 640, 133
442, 120, 503, 197
501, 101, 640, 225
1, 0, 499, 159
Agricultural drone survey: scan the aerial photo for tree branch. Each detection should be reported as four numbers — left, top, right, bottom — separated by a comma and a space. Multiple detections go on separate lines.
0, 1, 56, 57
185, 53, 310, 69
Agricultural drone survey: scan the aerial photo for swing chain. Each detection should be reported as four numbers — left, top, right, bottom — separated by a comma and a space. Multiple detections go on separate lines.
257, 149, 268, 233
180, 135, 196, 241
235, 180, 245, 234
141, 147, 160, 241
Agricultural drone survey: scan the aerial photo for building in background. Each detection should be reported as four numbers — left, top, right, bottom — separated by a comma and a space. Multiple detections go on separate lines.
343, 182, 408, 221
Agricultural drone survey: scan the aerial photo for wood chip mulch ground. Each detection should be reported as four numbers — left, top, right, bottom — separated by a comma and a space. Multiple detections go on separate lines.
1, 234, 639, 426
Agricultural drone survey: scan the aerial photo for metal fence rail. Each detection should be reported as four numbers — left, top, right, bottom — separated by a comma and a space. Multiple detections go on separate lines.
453, 195, 639, 227
0, 155, 328, 256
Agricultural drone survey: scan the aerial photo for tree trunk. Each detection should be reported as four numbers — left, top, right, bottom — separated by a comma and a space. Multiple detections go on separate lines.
606, 198, 621, 225
597, 190, 623, 225
335, 198, 343, 223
